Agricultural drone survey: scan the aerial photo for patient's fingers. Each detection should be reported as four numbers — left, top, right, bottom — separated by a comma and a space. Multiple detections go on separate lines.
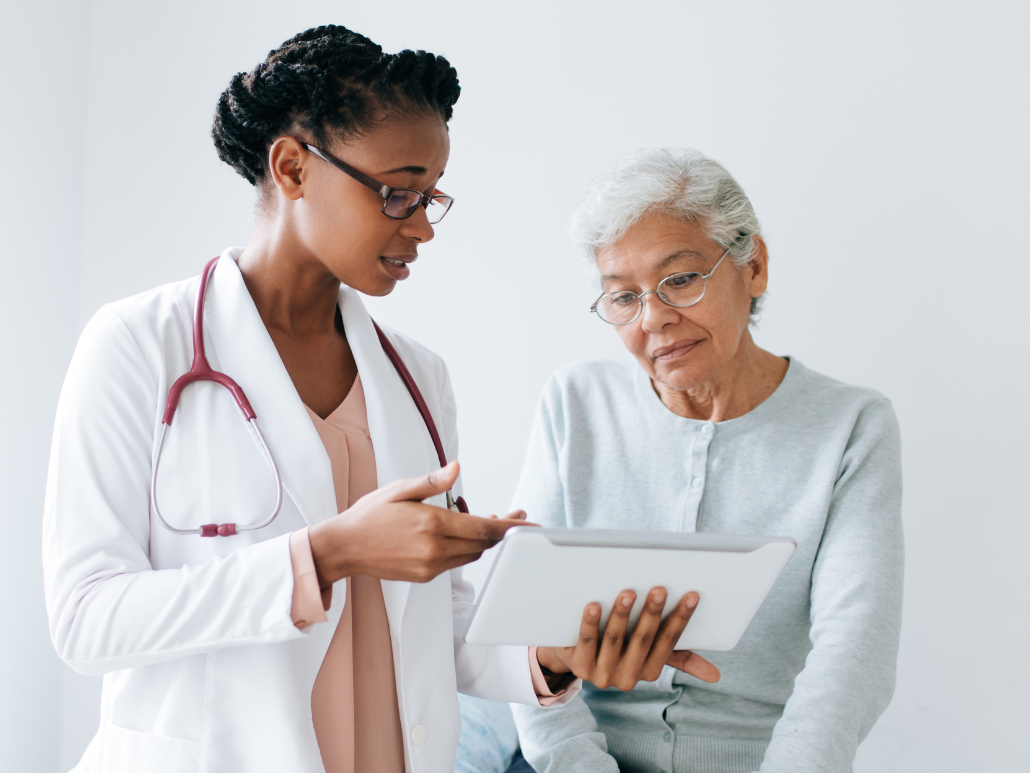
612, 587, 667, 690
592, 591, 636, 688
667, 650, 721, 683
639, 592, 698, 680
570, 602, 603, 676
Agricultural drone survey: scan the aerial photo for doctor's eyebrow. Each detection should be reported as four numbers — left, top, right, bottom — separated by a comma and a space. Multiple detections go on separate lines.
379, 166, 445, 179
601, 249, 708, 282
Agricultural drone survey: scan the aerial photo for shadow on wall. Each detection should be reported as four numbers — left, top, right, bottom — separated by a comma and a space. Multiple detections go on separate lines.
60, 672, 102, 771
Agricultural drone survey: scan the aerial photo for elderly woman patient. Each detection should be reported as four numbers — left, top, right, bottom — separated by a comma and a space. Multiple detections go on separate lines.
508, 149, 903, 773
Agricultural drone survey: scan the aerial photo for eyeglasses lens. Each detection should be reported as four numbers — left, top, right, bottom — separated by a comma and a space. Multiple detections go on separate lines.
659, 273, 706, 307
382, 192, 454, 224
383, 190, 423, 219
596, 292, 642, 325
425, 195, 453, 224
596, 273, 707, 325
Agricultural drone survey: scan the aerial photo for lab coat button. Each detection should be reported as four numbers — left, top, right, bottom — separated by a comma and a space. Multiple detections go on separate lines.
691, 477, 703, 488
411, 724, 427, 745
701, 423, 713, 434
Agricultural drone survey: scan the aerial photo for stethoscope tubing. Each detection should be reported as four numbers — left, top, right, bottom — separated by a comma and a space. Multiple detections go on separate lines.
150, 417, 284, 537
150, 257, 284, 537
151, 257, 466, 538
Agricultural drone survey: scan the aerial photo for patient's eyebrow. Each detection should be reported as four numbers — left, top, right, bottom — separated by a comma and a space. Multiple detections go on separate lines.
655, 249, 706, 271
601, 249, 707, 283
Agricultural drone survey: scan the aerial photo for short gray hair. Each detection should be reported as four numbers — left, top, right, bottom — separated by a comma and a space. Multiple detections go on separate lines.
569, 148, 765, 315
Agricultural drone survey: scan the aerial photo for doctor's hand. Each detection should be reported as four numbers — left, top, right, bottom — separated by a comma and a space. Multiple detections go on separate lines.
535, 588, 721, 691
308, 461, 525, 586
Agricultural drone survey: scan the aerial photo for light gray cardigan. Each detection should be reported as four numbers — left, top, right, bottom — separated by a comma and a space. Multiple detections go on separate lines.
510, 357, 903, 773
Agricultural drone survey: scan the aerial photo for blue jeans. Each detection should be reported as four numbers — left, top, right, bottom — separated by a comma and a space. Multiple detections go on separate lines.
505, 750, 537, 773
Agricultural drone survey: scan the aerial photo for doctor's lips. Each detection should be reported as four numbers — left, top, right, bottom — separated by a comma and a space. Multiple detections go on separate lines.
380, 253, 417, 280
651, 339, 700, 361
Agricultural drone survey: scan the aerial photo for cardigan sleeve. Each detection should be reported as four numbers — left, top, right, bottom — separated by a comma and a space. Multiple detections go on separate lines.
509, 379, 621, 771
509, 374, 568, 531
758, 398, 904, 772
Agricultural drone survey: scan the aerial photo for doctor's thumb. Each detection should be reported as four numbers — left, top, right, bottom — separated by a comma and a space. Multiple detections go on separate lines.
386, 461, 460, 503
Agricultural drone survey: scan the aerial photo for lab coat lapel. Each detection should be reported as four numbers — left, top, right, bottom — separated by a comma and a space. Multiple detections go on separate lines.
338, 285, 439, 632
203, 251, 339, 528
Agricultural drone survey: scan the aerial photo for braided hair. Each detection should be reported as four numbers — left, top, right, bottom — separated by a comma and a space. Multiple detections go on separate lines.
212, 25, 461, 185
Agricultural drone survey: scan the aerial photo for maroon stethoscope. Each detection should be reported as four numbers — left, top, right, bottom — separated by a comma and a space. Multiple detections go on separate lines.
150, 257, 467, 538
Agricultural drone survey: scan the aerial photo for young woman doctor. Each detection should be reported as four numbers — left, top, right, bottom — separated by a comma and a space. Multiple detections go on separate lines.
42, 26, 718, 773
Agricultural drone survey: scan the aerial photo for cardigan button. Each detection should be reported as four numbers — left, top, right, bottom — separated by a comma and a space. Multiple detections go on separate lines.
410, 724, 427, 745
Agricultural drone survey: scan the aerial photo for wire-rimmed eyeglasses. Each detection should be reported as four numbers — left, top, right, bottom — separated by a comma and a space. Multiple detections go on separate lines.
302, 143, 455, 224
590, 247, 731, 326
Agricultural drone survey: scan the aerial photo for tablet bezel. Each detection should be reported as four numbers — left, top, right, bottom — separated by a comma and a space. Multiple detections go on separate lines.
463, 527, 797, 649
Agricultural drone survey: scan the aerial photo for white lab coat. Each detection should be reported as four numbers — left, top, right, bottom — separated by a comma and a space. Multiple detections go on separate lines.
42, 248, 572, 773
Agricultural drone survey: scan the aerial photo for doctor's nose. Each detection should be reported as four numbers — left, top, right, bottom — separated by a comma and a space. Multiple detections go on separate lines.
399, 207, 435, 244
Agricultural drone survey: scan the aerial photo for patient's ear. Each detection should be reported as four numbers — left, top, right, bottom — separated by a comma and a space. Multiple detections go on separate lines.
745, 236, 770, 299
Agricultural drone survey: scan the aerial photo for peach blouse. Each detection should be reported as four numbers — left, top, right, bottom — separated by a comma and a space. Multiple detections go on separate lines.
286, 375, 567, 773
290, 375, 406, 773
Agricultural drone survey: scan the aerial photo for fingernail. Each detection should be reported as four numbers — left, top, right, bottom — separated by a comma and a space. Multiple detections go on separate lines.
685, 594, 698, 609
588, 606, 600, 619
621, 596, 634, 608
652, 590, 666, 604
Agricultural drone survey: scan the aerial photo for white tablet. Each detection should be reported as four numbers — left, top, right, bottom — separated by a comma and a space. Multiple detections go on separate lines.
463, 527, 796, 652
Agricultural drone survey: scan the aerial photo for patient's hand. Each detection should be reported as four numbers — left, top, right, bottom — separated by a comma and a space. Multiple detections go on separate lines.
535, 588, 721, 690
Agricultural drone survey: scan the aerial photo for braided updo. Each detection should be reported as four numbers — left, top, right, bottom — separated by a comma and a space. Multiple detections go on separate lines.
212, 25, 461, 185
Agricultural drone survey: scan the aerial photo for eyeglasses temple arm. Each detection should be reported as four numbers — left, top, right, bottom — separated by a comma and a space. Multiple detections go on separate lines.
303, 143, 391, 200
703, 247, 732, 278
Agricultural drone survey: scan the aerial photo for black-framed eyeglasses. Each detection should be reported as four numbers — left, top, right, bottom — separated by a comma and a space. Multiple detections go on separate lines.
590, 247, 731, 325
302, 143, 454, 224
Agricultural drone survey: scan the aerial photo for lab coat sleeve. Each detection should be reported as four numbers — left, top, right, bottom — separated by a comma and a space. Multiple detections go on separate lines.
758, 399, 904, 772
43, 305, 303, 676
427, 356, 580, 707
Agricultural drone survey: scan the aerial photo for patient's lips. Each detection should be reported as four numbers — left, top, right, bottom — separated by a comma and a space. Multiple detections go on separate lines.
651, 339, 700, 361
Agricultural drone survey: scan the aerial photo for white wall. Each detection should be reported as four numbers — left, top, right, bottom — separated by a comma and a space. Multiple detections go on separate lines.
0, 1, 90, 771
2, 1, 1026, 770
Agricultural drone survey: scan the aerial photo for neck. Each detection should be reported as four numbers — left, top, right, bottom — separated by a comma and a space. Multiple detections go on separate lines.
236, 217, 341, 338
651, 331, 787, 421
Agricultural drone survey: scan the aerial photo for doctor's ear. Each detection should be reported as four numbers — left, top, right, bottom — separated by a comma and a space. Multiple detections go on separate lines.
266, 136, 307, 202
